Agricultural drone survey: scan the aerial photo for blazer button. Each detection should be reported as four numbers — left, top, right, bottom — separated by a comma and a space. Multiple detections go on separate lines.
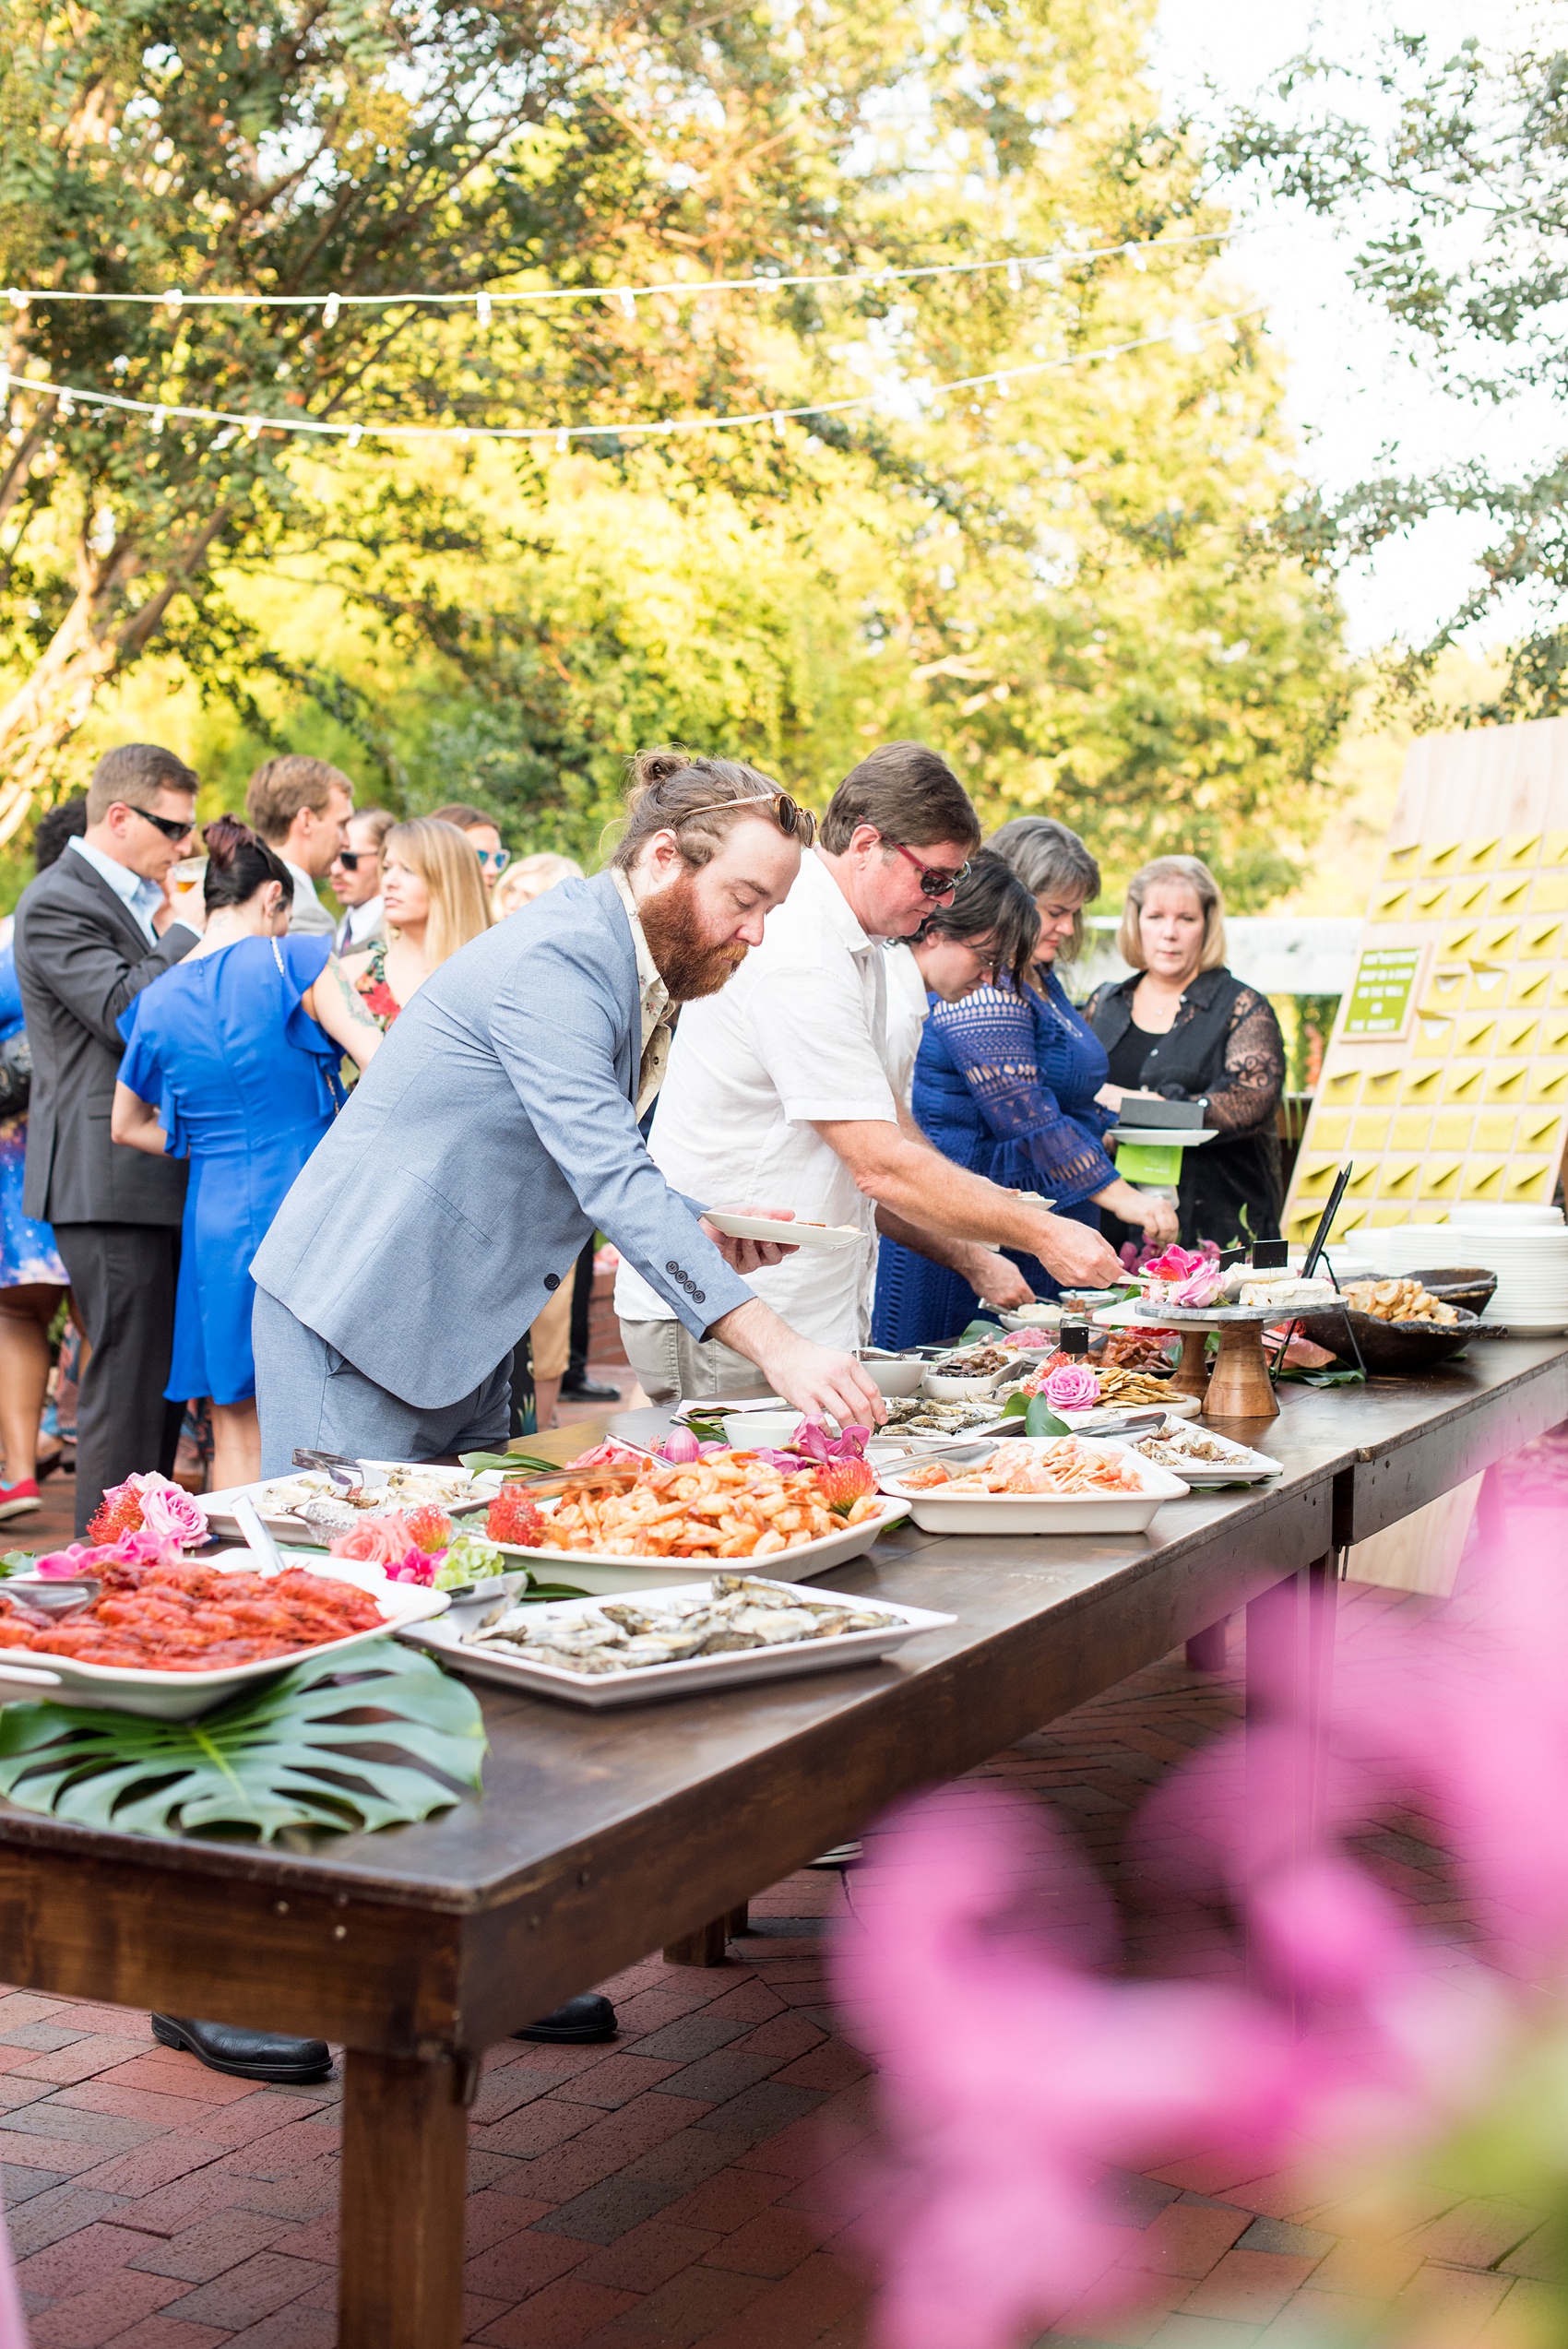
543, 1273, 560, 1291
666, 1260, 679, 1274
694, 1289, 705, 1304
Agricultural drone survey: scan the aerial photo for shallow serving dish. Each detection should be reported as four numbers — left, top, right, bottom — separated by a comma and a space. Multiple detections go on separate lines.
490, 1495, 912, 1594
0, 1558, 448, 1721
1293, 1299, 1482, 1373
1100, 1423, 1282, 1488
200, 1460, 503, 1543
876, 1437, 1187, 1535
399, 1578, 956, 1709
855, 1348, 930, 1398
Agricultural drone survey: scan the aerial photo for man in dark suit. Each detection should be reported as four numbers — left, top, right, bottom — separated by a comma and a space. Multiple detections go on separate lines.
15, 744, 200, 1534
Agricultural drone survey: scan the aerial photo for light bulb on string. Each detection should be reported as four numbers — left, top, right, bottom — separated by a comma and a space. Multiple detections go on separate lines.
771, 412, 785, 438
555, 429, 568, 453
150, 405, 165, 434
347, 423, 362, 446
617, 291, 636, 321
1006, 261, 1022, 292
323, 292, 340, 328
475, 291, 492, 328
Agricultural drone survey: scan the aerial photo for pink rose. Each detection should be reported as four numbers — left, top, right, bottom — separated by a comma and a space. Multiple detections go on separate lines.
327, 1513, 434, 1584
1043, 1363, 1099, 1412
1170, 1260, 1224, 1309
34, 1529, 184, 1577
134, 1475, 208, 1548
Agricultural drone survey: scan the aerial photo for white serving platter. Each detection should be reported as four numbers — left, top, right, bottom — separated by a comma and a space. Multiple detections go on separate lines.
1101, 1428, 1283, 1488
0, 1557, 448, 1721
875, 1436, 1188, 1535
486, 1495, 912, 1593
400, 1578, 956, 1709
1106, 1126, 1218, 1148
701, 1211, 861, 1251
199, 1460, 504, 1544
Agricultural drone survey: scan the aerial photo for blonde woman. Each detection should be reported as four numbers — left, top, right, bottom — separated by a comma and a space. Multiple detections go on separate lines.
1084, 854, 1286, 1251
340, 817, 492, 1028
493, 850, 585, 921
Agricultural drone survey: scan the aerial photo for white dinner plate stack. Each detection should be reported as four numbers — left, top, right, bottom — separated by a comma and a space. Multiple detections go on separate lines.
1321, 1207, 1568, 1332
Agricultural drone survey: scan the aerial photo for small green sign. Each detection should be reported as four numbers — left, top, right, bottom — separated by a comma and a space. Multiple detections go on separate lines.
1344, 945, 1422, 1038
1115, 1142, 1183, 1184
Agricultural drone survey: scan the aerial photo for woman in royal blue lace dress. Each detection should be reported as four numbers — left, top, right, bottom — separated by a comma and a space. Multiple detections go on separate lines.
873, 824, 1178, 1348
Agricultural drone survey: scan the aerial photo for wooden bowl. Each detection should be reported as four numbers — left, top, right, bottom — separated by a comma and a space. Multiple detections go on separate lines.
1396, 1266, 1499, 1318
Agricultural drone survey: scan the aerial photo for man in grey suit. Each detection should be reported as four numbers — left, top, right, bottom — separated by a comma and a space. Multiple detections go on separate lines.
15, 745, 201, 1533
253, 751, 885, 1471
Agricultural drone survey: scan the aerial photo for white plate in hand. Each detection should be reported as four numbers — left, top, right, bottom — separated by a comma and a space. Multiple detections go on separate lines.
0, 1558, 448, 1721
700, 1211, 861, 1251
400, 1577, 955, 1708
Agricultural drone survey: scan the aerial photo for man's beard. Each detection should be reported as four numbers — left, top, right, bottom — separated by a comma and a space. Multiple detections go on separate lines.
639, 872, 750, 1002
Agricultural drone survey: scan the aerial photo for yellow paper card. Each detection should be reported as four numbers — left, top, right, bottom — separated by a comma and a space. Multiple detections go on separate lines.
1461, 836, 1501, 872
1349, 1111, 1391, 1150
1467, 967, 1508, 1003
1346, 1163, 1378, 1195
1461, 1158, 1506, 1198
1414, 1020, 1455, 1059
1527, 1062, 1568, 1101
1498, 1015, 1539, 1053
1377, 1158, 1420, 1195
1491, 876, 1531, 914
1321, 1068, 1361, 1104
1390, 1111, 1431, 1151
1510, 965, 1552, 1007
1384, 842, 1422, 874
1441, 924, 1479, 958
1530, 871, 1568, 913
1544, 830, 1568, 866
1472, 1109, 1516, 1152
1508, 1159, 1555, 1201
1479, 921, 1520, 958
1484, 1062, 1528, 1100
1364, 1068, 1401, 1099
1503, 830, 1542, 866
1412, 882, 1450, 916
1421, 1157, 1463, 1195
1294, 1156, 1340, 1195
1431, 1109, 1474, 1151
1402, 1065, 1444, 1098
1424, 839, 1463, 872
1370, 884, 1411, 920
1443, 1062, 1487, 1102
1456, 1014, 1497, 1051
1449, 878, 1490, 916
1519, 1109, 1562, 1148
1307, 1110, 1350, 1152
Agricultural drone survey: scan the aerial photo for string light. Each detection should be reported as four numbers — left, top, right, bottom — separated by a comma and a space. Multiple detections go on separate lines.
323, 291, 340, 328
2, 306, 1265, 452
0, 226, 1234, 317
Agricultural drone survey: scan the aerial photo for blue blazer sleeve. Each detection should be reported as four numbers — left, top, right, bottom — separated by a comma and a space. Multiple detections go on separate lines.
488, 929, 754, 1338
928, 983, 1118, 1207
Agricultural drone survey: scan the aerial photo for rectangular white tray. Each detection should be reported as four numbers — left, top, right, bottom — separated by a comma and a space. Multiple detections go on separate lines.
875, 1437, 1188, 1534
489, 1495, 911, 1593
0, 1558, 447, 1720
400, 1578, 956, 1709
199, 1460, 504, 1543
1100, 1430, 1283, 1488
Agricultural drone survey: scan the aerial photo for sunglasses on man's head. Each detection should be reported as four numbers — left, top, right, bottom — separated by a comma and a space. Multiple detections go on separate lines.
893, 841, 971, 897
121, 802, 195, 843
668, 785, 816, 846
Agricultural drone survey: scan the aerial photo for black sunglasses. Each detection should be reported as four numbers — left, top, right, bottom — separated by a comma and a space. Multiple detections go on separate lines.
336, 848, 378, 872
122, 802, 195, 843
673, 786, 817, 846
893, 841, 971, 898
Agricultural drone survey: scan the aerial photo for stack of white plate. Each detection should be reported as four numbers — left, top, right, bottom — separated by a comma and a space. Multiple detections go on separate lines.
1317, 1207, 1568, 1331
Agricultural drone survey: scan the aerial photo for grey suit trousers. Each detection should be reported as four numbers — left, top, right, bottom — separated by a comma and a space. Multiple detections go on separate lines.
253, 1288, 512, 1477
54, 1223, 184, 1537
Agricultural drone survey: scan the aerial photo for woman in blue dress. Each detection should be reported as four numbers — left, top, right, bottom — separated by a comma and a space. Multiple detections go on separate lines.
873, 825, 1177, 1348
111, 818, 385, 1492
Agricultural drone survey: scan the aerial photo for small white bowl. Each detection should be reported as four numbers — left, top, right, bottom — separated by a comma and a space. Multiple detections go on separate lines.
921, 1366, 1009, 1401
855, 1349, 929, 1397
721, 1408, 807, 1450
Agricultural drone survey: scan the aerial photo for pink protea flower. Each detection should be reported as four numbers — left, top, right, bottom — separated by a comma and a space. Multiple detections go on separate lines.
135, 1475, 208, 1548
327, 1513, 435, 1584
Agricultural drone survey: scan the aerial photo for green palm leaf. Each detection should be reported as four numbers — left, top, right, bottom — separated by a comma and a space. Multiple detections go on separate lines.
0, 1639, 485, 1843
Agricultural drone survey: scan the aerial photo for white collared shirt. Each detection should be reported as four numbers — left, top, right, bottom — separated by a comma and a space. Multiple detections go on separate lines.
609, 865, 674, 1114
335, 895, 384, 953
613, 848, 898, 1347
882, 942, 932, 1105
67, 834, 165, 943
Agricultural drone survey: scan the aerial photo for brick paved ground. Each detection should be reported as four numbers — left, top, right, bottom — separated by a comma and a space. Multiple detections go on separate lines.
1, 1435, 1562, 2346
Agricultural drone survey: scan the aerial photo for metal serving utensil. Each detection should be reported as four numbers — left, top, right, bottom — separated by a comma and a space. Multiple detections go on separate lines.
233, 1492, 291, 1575
291, 1448, 366, 1495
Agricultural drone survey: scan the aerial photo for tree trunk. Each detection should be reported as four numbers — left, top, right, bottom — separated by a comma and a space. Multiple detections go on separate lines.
0, 511, 229, 837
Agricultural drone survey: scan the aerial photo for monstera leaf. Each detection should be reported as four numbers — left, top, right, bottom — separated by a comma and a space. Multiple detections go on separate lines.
0, 1639, 485, 1842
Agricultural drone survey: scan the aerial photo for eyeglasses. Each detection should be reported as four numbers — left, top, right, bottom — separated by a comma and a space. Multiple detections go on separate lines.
893, 842, 970, 898
335, 848, 381, 872
121, 803, 195, 844
476, 847, 512, 874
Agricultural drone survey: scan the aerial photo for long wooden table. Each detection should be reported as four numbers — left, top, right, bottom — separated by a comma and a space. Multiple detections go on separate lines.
0, 1340, 1563, 2346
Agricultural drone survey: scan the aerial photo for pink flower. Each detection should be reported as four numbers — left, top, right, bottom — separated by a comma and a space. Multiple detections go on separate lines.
1042, 1363, 1099, 1412
33, 1529, 185, 1576
1142, 1243, 1206, 1283
134, 1476, 208, 1548
788, 1418, 872, 1464
327, 1513, 434, 1583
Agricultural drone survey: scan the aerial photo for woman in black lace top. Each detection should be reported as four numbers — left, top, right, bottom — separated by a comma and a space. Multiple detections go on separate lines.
1084, 857, 1286, 1252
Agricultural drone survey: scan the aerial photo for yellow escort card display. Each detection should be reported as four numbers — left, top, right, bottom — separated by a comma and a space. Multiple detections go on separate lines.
1284, 777, 1568, 1246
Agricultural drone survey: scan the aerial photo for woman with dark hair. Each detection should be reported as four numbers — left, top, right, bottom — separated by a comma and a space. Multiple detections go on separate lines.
872, 831, 1177, 1347
110, 818, 385, 1489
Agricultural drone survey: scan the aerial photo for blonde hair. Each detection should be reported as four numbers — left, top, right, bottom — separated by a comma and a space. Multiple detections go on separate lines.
1117, 855, 1227, 973
383, 817, 492, 967
494, 850, 584, 920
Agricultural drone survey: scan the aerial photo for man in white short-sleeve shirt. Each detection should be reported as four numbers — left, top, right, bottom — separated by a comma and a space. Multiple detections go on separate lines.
616, 742, 1124, 1398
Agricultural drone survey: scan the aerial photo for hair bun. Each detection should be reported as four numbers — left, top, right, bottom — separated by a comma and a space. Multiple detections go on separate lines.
201, 814, 255, 871
627, 746, 694, 804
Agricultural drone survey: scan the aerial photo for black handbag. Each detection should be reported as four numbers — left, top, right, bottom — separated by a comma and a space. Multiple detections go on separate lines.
0, 1027, 32, 1118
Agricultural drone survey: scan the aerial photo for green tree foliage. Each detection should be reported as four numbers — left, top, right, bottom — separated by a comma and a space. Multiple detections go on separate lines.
1221, 31, 1568, 724
0, 0, 1347, 903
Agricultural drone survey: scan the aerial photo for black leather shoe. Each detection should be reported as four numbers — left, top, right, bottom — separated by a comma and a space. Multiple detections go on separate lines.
151, 2014, 332, 2083
513, 1993, 616, 2045
560, 1371, 622, 1402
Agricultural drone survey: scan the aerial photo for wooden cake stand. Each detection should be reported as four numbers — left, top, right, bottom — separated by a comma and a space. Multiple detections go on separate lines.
1134, 1301, 1346, 1420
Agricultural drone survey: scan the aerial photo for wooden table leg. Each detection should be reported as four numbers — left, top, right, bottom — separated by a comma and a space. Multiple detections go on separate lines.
340, 2047, 469, 2349
1245, 1556, 1337, 2010
1185, 1618, 1229, 1672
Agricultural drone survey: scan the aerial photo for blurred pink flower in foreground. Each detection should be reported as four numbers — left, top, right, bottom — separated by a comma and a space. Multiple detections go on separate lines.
835, 1506, 1568, 2349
